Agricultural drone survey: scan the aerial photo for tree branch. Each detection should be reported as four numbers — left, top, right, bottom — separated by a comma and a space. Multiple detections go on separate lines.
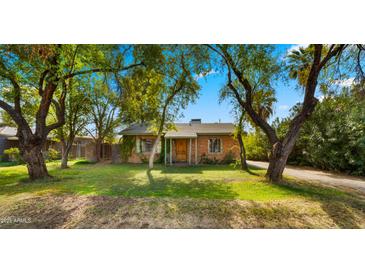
319, 44, 346, 70
206, 44, 279, 144
63, 62, 144, 80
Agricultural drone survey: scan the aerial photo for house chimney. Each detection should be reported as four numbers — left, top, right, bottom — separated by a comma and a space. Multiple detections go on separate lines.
190, 119, 201, 125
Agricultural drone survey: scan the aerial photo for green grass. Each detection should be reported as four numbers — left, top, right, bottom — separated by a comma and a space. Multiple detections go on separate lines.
1, 161, 364, 228
0, 161, 294, 201
0, 160, 355, 202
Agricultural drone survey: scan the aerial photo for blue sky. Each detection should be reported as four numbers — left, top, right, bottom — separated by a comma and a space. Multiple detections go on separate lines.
177, 44, 303, 123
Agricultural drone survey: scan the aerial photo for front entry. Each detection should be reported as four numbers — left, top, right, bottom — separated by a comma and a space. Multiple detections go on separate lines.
175, 139, 187, 162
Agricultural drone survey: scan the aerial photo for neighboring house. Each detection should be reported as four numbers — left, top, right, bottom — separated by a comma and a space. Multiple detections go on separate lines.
119, 119, 240, 165
0, 126, 102, 161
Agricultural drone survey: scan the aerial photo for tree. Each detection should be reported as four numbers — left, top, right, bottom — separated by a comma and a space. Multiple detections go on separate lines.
0, 45, 143, 180
120, 45, 209, 169
275, 88, 365, 175
207, 44, 355, 182
221, 85, 276, 171
86, 79, 121, 162
235, 110, 248, 170
52, 77, 90, 168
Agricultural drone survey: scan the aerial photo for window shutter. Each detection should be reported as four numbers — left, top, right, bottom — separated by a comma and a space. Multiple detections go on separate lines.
208, 139, 211, 153
136, 137, 141, 153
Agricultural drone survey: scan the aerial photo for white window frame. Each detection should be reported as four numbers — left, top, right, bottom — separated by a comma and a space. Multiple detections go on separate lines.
208, 138, 222, 154
136, 137, 161, 153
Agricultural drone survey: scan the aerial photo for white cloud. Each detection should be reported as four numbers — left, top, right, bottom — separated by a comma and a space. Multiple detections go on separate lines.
287, 44, 309, 54
278, 105, 289, 110
195, 69, 217, 80
333, 77, 355, 87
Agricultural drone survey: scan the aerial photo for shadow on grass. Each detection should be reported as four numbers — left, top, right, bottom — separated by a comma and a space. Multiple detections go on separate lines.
160, 164, 264, 175
0, 162, 21, 168
73, 160, 97, 165
135, 169, 239, 200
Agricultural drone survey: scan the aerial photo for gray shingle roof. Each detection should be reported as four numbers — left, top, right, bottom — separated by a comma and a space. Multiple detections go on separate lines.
0, 126, 17, 137
120, 123, 235, 137
119, 124, 155, 135
0, 126, 94, 140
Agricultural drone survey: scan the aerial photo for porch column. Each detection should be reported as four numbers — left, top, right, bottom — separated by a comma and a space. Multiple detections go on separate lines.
195, 137, 198, 165
169, 138, 172, 165
164, 137, 167, 165
189, 138, 192, 165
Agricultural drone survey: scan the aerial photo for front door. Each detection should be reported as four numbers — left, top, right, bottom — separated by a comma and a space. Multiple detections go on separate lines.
175, 139, 187, 162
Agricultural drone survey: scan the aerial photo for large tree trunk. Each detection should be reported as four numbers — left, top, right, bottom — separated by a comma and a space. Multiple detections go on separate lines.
266, 145, 288, 182
266, 136, 297, 182
149, 133, 162, 169
237, 133, 248, 171
20, 143, 50, 180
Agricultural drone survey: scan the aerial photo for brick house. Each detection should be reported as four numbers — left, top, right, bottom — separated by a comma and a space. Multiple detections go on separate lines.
119, 119, 240, 165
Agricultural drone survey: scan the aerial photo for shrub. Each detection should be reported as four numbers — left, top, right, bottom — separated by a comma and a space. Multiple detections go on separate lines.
274, 92, 365, 176
199, 153, 219, 165
244, 131, 270, 161
220, 150, 235, 164
120, 136, 135, 162
3, 147, 22, 163
44, 148, 61, 161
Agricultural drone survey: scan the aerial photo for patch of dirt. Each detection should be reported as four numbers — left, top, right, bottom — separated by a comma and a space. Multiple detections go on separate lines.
0, 194, 364, 228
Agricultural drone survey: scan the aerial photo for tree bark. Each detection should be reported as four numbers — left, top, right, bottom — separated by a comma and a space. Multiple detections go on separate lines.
60, 140, 72, 169
95, 139, 102, 162
237, 133, 248, 171
20, 142, 50, 180
149, 133, 162, 169
266, 141, 287, 182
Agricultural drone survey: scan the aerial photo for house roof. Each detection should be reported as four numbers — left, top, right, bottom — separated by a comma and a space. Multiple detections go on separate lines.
119, 124, 155, 135
0, 126, 94, 141
120, 122, 235, 138
0, 126, 17, 137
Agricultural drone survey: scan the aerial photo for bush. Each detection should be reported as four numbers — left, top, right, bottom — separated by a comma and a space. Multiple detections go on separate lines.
199, 153, 219, 165
220, 150, 235, 164
244, 131, 270, 161
44, 148, 61, 161
120, 136, 135, 162
3, 147, 22, 162
275, 91, 365, 176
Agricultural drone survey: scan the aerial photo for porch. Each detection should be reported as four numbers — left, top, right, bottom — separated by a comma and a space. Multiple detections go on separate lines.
164, 132, 198, 165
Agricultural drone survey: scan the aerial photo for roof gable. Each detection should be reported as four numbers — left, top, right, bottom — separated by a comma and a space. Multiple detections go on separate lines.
120, 122, 235, 137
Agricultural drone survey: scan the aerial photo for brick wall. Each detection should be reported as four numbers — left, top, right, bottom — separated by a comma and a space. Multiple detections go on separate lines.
197, 135, 240, 163
163, 135, 240, 164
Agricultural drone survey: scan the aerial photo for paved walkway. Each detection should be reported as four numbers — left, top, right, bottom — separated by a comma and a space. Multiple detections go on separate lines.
247, 160, 365, 194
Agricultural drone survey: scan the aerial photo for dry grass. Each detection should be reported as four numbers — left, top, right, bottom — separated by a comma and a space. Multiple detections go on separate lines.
1, 194, 364, 228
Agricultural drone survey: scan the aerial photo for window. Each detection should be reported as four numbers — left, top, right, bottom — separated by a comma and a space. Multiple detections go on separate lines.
143, 138, 153, 152
136, 137, 160, 153
208, 138, 222, 153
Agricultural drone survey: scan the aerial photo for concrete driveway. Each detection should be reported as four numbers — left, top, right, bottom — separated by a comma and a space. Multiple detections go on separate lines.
247, 160, 365, 194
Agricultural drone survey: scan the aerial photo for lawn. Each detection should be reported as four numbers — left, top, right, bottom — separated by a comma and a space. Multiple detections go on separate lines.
0, 160, 364, 228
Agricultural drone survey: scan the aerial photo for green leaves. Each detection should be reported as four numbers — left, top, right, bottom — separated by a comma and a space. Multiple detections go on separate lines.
119, 45, 208, 133
276, 89, 365, 175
